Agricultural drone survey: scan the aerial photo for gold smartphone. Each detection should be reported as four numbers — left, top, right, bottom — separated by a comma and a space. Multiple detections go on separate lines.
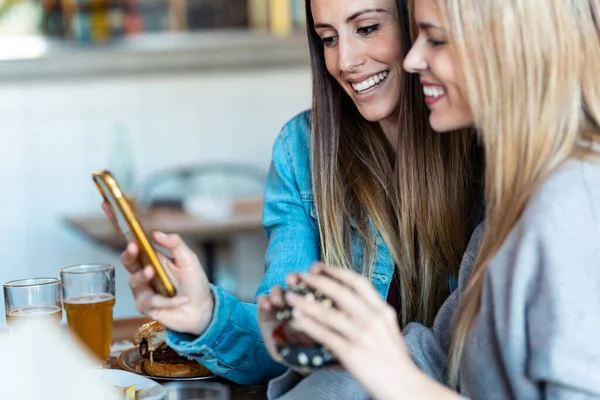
92, 170, 178, 297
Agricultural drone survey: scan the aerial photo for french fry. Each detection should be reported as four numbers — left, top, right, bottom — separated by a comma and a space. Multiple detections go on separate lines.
125, 385, 136, 400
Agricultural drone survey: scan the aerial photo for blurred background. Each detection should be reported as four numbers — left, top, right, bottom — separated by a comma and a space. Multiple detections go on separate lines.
0, 0, 311, 326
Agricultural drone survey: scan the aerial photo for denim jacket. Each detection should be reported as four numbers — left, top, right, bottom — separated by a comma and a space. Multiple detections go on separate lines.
164, 110, 449, 385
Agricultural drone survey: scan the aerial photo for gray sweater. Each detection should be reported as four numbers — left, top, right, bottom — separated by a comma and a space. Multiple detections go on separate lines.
268, 159, 600, 399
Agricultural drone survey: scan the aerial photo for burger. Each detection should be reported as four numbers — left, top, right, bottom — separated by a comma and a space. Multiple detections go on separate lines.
133, 321, 212, 378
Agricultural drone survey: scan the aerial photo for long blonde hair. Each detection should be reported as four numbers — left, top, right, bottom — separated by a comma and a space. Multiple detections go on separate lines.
443, 0, 600, 385
305, 0, 481, 327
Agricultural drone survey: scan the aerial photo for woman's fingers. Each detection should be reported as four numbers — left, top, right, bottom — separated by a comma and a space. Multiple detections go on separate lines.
135, 290, 189, 314
129, 265, 188, 309
121, 242, 141, 273
257, 295, 271, 312
292, 306, 347, 356
268, 286, 286, 308
150, 294, 190, 308
285, 273, 301, 288
291, 294, 358, 342
128, 265, 154, 291
257, 296, 283, 363
152, 231, 197, 269
296, 273, 373, 323
128, 266, 157, 310
311, 264, 385, 312
258, 295, 280, 325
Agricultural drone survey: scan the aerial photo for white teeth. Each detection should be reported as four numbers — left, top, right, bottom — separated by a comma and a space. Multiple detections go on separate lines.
351, 71, 389, 92
423, 86, 446, 97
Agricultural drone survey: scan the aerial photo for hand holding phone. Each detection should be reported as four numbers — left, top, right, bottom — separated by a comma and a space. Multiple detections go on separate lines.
93, 170, 177, 297
122, 230, 215, 336
95, 170, 215, 335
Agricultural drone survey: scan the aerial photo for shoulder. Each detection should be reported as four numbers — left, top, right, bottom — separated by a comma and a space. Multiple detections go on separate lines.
492, 159, 600, 286
465, 224, 485, 262
514, 160, 600, 394
457, 223, 485, 290
274, 109, 312, 156
521, 159, 600, 237
270, 110, 313, 193
266, 110, 314, 199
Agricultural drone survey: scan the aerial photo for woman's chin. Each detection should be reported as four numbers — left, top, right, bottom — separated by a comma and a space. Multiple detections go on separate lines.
429, 115, 460, 133
429, 111, 475, 133
355, 105, 397, 124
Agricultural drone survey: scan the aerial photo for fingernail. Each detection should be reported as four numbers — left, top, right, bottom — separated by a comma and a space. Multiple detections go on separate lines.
273, 296, 285, 307
155, 231, 167, 238
285, 291, 300, 303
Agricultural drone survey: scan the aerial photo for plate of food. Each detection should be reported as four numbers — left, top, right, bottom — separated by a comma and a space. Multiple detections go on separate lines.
118, 320, 215, 381
95, 369, 167, 399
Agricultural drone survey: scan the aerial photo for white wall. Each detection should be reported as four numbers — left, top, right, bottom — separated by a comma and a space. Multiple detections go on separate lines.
0, 67, 312, 325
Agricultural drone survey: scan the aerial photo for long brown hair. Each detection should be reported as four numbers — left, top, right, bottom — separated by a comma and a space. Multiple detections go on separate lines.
306, 0, 480, 327
444, 0, 600, 385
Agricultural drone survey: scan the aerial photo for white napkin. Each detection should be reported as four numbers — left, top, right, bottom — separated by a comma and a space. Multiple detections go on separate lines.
0, 319, 120, 400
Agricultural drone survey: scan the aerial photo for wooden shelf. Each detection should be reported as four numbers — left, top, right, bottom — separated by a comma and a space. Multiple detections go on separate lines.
0, 29, 309, 81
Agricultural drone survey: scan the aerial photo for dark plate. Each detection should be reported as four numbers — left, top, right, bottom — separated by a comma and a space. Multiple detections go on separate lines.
117, 346, 216, 382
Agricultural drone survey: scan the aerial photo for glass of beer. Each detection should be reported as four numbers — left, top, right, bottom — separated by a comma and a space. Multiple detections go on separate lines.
60, 264, 115, 367
3, 278, 62, 328
165, 382, 230, 400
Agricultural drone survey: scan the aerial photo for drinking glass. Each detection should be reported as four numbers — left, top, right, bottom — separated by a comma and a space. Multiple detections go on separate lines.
60, 264, 115, 367
3, 278, 62, 327
165, 382, 230, 400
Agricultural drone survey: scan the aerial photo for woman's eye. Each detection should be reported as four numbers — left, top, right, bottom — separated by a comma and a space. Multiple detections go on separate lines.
357, 24, 380, 36
427, 38, 447, 47
321, 36, 338, 47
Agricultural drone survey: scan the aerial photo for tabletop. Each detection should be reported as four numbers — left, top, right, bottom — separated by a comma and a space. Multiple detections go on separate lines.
64, 197, 265, 251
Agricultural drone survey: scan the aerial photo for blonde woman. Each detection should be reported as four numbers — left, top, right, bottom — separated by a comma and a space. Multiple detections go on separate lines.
276, 0, 600, 398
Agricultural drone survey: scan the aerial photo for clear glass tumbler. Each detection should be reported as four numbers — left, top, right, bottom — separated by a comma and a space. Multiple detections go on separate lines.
165, 382, 230, 400
61, 264, 115, 367
3, 277, 62, 328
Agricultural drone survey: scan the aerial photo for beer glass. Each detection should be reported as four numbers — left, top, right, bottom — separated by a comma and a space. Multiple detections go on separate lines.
165, 382, 230, 400
3, 278, 62, 327
60, 264, 115, 367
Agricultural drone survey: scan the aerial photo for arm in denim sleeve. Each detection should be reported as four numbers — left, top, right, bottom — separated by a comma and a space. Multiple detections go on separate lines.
164, 122, 320, 385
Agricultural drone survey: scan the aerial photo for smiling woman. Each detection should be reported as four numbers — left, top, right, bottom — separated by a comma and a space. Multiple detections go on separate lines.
297, 0, 481, 332
259, 0, 483, 392
311, 2, 404, 138
403, 0, 474, 132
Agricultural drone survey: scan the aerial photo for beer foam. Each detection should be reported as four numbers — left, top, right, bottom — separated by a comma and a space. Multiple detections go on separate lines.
63, 293, 115, 304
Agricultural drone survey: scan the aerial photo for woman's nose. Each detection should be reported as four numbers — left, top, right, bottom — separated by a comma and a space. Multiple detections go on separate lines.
338, 37, 366, 73
403, 41, 427, 73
